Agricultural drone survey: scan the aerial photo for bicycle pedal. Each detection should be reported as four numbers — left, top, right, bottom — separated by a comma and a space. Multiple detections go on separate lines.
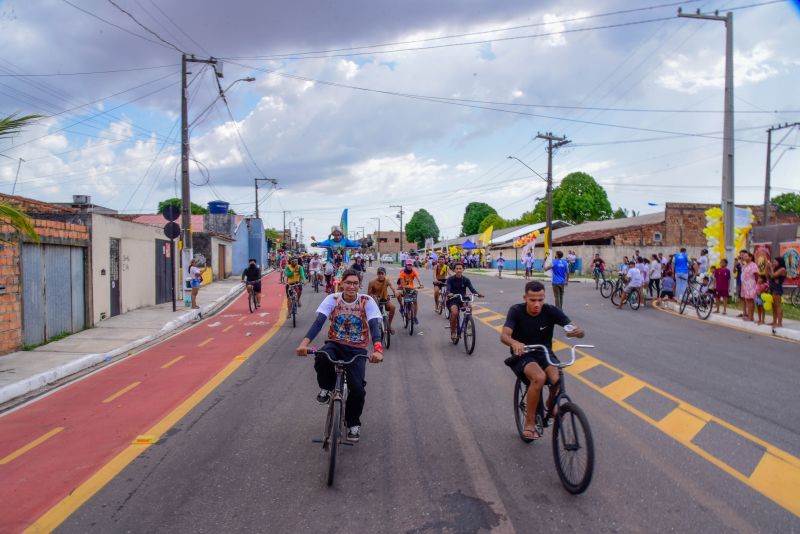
311, 438, 324, 443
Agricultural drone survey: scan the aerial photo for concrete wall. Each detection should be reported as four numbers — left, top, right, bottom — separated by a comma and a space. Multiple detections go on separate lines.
209, 236, 233, 280
90, 214, 164, 323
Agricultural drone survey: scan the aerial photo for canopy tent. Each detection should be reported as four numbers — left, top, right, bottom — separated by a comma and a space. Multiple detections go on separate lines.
461, 239, 478, 250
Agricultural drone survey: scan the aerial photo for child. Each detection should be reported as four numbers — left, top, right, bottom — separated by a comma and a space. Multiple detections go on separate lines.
754, 274, 769, 325
656, 274, 676, 307
713, 259, 731, 314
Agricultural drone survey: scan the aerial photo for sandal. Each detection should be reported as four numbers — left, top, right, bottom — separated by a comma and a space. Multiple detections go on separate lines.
521, 429, 540, 442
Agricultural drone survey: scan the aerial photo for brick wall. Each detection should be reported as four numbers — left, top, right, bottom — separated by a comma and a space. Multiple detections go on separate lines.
371, 231, 416, 256
611, 223, 668, 247
0, 215, 90, 355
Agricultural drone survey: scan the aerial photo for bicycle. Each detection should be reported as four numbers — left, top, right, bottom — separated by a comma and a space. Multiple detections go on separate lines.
599, 273, 622, 299
513, 344, 596, 494
287, 282, 302, 327
679, 278, 713, 320
308, 349, 368, 486
434, 282, 447, 316
378, 299, 392, 350
592, 268, 607, 291
610, 284, 641, 310
449, 294, 477, 355
312, 272, 321, 293
244, 280, 261, 313
401, 288, 418, 336
789, 286, 800, 307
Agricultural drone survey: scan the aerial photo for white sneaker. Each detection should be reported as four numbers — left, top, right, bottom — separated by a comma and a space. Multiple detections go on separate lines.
316, 389, 331, 404
346, 425, 361, 442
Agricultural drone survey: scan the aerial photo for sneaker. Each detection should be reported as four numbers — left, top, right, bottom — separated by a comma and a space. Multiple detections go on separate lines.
413, 317, 419, 325
316, 389, 331, 404
346, 425, 361, 442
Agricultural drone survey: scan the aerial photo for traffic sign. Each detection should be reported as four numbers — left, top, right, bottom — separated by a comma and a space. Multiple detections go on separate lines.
164, 221, 181, 240
161, 204, 180, 222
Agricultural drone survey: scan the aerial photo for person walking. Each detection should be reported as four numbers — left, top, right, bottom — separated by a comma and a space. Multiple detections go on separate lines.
545, 251, 569, 309
189, 258, 207, 309
496, 252, 505, 278
649, 254, 662, 298
566, 250, 577, 274
768, 257, 786, 330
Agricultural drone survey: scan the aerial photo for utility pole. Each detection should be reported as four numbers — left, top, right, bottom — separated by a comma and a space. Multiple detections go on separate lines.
181, 53, 221, 277
282, 210, 289, 249
763, 122, 799, 225
254, 178, 277, 219
679, 7, 734, 266
299, 217, 304, 249
390, 205, 405, 253
370, 217, 381, 259
536, 132, 570, 255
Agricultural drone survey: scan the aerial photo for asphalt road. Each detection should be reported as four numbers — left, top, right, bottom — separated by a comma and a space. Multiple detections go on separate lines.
60, 266, 800, 533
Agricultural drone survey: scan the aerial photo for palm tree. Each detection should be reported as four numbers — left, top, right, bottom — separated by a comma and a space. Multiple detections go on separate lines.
1, 113, 44, 242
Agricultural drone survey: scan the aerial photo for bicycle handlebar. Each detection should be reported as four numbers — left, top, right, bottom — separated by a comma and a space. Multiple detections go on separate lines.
310, 348, 369, 366
522, 343, 595, 368
449, 294, 474, 303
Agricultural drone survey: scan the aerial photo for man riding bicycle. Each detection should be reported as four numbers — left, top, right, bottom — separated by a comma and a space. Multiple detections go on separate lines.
591, 254, 606, 284
241, 258, 262, 308
397, 259, 424, 324
295, 269, 384, 443
367, 267, 397, 335
432, 256, 450, 313
285, 256, 307, 317
445, 263, 483, 342
617, 260, 643, 310
500, 280, 584, 441
308, 253, 323, 286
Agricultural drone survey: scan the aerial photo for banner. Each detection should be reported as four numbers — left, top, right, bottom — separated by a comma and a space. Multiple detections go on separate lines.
781, 241, 800, 287
479, 225, 493, 247
753, 243, 771, 274
340, 208, 348, 237
424, 237, 434, 251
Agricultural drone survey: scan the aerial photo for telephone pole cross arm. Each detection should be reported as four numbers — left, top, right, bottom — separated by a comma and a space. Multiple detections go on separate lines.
535, 132, 571, 255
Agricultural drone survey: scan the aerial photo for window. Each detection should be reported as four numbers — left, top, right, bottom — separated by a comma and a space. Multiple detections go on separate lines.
394, 238, 399, 243
653, 231, 663, 242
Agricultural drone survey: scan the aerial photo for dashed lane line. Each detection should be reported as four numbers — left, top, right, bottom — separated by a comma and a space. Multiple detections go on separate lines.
197, 337, 214, 347
0, 427, 64, 465
160, 356, 185, 369
222, 325, 234, 332
101, 382, 141, 404
471, 302, 800, 518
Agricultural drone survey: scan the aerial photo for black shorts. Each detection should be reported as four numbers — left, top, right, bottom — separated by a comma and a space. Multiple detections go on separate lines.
504, 350, 559, 385
659, 290, 674, 299
247, 281, 261, 293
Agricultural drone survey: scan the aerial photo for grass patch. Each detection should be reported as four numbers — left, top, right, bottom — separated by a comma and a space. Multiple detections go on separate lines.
22, 330, 74, 351
723, 298, 800, 322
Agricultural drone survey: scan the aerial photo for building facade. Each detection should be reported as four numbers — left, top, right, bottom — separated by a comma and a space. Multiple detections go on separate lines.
370, 230, 416, 257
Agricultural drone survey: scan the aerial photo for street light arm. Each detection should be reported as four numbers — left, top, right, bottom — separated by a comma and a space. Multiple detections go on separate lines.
507, 156, 547, 182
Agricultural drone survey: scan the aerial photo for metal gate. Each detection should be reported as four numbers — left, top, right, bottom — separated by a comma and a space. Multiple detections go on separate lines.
21, 244, 86, 346
155, 239, 173, 304
110, 238, 121, 317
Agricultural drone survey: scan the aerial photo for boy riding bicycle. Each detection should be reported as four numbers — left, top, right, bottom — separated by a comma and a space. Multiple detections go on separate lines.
500, 280, 585, 441
241, 258, 262, 308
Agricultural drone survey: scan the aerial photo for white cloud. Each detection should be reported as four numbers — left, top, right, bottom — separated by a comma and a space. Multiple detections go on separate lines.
657, 43, 778, 94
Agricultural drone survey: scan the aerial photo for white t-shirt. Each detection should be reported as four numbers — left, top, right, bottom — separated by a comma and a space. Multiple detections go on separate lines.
626, 267, 643, 287
309, 259, 321, 271
524, 255, 534, 268
650, 261, 661, 279
324, 262, 335, 275
190, 266, 202, 280
635, 262, 649, 282
698, 255, 708, 273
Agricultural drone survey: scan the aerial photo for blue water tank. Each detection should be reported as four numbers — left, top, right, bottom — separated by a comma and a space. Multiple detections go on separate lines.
208, 200, 229, 214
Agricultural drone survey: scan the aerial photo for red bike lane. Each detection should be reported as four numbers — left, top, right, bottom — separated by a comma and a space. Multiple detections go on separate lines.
0, 273, 285, 533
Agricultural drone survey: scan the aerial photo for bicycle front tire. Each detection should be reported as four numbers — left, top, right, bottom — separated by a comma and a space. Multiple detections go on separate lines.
552, 402, 594, 494
696, 293, 713, 319
463, 316, 475, 355
384, 316, 391, 349
409, 308, 415, 336
248, 291, 256, 313
610, 288, 622, 306
599, 280, 613, 298
513, 378, 529, 443
292, 301, 297, 328
679, 290, 689, 314
327, 399, 342, 486
629, 290, 640, 310
791, 287, 800, 306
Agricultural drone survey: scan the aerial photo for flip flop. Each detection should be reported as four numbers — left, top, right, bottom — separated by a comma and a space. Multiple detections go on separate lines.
521, 429, 540, 442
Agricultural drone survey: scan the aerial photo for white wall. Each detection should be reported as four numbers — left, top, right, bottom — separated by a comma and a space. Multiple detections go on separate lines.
209, 236, 233, 280
91, 215, 164, 323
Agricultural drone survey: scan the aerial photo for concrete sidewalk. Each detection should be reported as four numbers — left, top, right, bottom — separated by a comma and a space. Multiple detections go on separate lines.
465, 268, 588, 282
0, 276, 259, 407
657, 300, 800, 343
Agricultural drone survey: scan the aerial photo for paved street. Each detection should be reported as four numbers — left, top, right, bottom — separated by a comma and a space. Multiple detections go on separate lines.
36, 266, 798, 533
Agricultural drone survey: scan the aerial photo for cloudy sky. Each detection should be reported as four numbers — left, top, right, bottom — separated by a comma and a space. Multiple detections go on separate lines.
0, 0, 798, 245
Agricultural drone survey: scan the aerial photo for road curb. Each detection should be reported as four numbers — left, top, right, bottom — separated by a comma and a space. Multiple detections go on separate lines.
0, 275, 260, 407
653, 300, 800, 343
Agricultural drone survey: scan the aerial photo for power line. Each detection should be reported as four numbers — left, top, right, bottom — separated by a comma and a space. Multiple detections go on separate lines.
224, 0, 704, 60
104, 0, 185, 53
59, 0, 181, 52
0, 64, 180, 77
148, 0, 213, 56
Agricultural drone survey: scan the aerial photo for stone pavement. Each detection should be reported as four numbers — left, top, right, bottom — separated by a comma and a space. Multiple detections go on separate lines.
0, 275, 267, 407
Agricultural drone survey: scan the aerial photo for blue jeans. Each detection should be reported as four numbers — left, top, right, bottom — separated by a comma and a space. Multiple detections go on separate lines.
675, 272, 689, 299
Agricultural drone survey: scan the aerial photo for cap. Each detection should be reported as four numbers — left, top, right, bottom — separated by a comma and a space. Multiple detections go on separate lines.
406, 259, 414, 265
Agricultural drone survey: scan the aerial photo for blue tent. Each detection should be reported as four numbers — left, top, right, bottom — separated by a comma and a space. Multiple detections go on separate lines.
462, 239, 478, 250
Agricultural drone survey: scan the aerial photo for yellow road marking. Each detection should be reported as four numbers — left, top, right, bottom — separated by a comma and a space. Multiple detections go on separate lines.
479, 313, 506, 323
471, 307, 496, 316
222, 325, 234, 332
26, 295, 287, 534
471, 302, 800, 517
197, 337, 213, 347
160, 356, 185, 369
237, 316, 246, 322
101, 382, 141, 404
0, 427, 64, 465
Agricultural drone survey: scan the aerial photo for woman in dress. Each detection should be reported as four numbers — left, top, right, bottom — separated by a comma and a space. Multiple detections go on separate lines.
768, 257, 787, 330
739, 250, 759, 322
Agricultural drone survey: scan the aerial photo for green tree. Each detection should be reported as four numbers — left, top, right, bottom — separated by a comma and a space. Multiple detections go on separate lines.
461, 202, 497, 235
158, 198, 208, 215
612, 207, 628, 219
264, 227, 280, 242
551, 172, 613, 224
405, 209, 440, 247
772, 192, 800, 215
1, 113, 43, 242
478, 213, 509, 233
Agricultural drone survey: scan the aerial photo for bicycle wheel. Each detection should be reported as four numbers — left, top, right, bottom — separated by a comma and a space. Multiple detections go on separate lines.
463, 316, 476, 355
327, 399, 342, 486
292, 301, 297, 328
436, 292, 443, 315
513, 378, 529, 442
248, 290, 256, 313
679, 289, 689, 314
409, 308, 415, 336
610, 287, 621, 306
629, 290, 640, 310
403, 304, 409, 329
696, 293, 713, 320
552, 402, 594, 494
599, 280, 613, 298
791, 287, 799, 307
384, 316, 391, 349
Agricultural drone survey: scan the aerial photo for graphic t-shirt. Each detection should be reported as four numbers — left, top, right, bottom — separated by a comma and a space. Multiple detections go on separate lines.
285, 265, 304, 284
503, 303, 570, 353
316, 293, 381, 349
551, 259, 568, 285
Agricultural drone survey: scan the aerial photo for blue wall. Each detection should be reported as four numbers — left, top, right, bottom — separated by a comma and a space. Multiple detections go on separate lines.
232, 220, 250, 275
